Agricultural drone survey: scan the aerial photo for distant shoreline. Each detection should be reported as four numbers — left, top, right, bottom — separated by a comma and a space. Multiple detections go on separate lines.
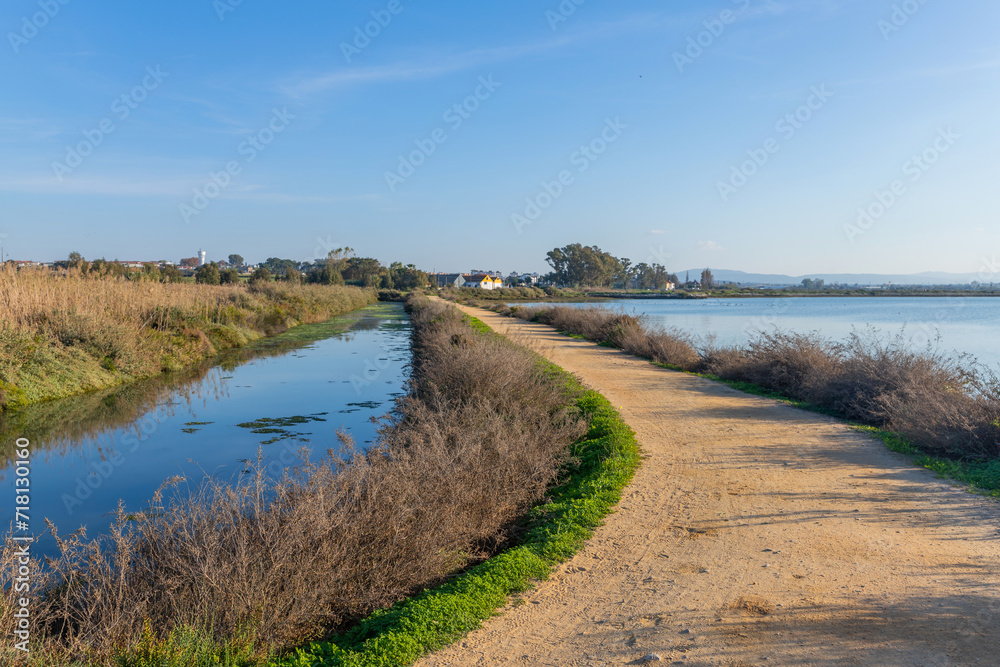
471, 291, 1000, 304
579, 291, 1000, 300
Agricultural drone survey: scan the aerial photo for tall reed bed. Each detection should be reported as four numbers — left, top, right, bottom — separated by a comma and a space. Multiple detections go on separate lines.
0, 267, 376, 408
0, 296, 586, 666
495, 303, 1000, 461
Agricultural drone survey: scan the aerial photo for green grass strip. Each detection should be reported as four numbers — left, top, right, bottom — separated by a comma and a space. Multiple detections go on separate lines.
273, 314, 640, 667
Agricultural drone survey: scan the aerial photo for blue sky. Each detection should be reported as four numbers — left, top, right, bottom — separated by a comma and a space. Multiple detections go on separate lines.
1, 0, 997, 276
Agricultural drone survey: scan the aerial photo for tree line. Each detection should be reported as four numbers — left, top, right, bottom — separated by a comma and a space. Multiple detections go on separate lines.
544, 244, 684, 289
195, 247, 427, 289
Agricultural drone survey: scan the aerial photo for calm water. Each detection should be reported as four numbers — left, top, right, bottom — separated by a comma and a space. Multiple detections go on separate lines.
520, 297, 1000, 368
0, 303, 411, 558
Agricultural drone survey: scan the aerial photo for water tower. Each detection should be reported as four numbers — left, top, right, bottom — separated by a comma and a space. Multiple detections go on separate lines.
198, 249, 207, 266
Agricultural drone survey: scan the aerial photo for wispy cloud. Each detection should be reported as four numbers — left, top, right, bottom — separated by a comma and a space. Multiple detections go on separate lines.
0, 172, 380, 204
223, 191, 381, 204
0, 174, 194, 197
648, 229, 667, 235
698, 240, 725, 251
832, 56, 1000, 89
281, 16, 662, 98
0, 118, 61, 142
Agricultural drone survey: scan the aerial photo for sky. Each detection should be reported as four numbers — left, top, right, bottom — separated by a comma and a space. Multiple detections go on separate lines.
1, 0, 998, 276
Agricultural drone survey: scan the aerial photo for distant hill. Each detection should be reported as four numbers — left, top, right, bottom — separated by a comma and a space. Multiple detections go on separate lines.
678, 269, 986, 287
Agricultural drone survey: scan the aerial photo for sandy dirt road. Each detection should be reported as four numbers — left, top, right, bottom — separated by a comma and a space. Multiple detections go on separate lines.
417, 302, 1000, 667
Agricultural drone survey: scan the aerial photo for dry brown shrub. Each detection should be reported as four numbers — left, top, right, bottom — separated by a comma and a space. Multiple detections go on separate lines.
505, 305, 1000, 461
701, 330, 840, 398
0, 296, 585, 664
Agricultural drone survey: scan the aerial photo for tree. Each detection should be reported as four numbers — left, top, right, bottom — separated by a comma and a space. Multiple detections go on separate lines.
307, 262, 344, 285
141, 262, 161, 281
701, 268, 715, 289
228, 254, 245, 269
220, 267, 240, 284
262, 257, 298, 278
284, 267, 303, 284
63, 251, 90, 273
249, 267, 272, 285
388, 263, 427, 290
323, 247, 355, 276
545, 244, 624, 287
160, 265, 184, 283
616, 257, 633, 289
342, 257, 382, 285
195, 262, 221, 285
180, 257, 200, 269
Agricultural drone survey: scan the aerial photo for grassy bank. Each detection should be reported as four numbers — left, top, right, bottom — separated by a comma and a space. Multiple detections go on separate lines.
0, 267, 377, 409
2, 296, 623, 666
489, 303, 1000, 493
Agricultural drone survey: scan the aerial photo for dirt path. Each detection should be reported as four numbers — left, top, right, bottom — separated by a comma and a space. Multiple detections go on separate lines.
417, 302, 1000, 667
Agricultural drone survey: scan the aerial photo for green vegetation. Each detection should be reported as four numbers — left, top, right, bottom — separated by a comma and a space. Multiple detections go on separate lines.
236, 413, 329, 445
276, 323, 640, 667
3, 297, 625, 667
544, 243, 677, 290
0, 304, 404, 471
0, 267, 377, 410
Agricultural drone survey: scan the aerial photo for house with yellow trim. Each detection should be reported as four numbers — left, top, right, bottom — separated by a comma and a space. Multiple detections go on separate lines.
463, 274, 503, 290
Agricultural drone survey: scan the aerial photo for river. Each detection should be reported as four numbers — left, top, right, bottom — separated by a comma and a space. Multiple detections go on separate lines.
0, 303, 411, 558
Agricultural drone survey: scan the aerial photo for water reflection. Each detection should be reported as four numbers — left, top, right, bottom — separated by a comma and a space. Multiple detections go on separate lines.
0, 303, 411, 558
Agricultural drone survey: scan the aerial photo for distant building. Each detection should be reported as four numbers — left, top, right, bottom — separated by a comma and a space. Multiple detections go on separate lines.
198, 249, 207, 266
432, 273, 466, 289
507, 272, 542, 286
463, 274, 503, 290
